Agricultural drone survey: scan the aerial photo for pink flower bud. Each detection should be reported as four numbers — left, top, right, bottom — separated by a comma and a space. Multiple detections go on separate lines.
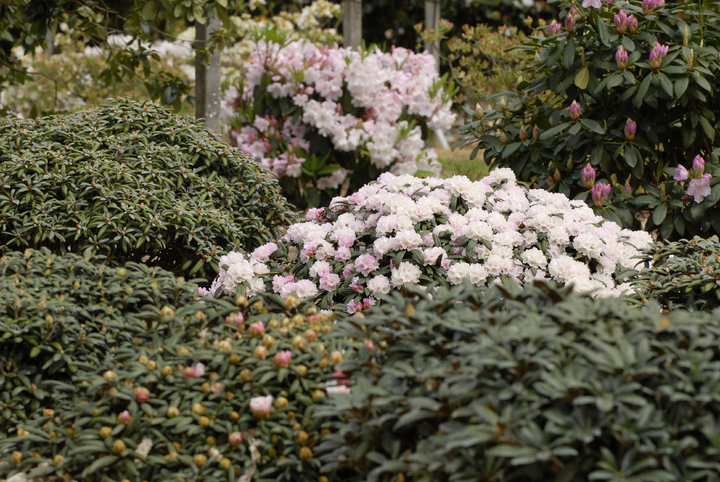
693, 155, 705, 176
228, 432, 243, 447
624, 184, 633, 194
582, 164, 596, 189
364, 340, 375, 351
475, 105, 483, 120
548, 20, 561, 36
119, 410, 131, 425
225, 312, 244, 327
519, 126, 527, 142
532, 125, 540, 141
546, 176, 555, 188
273, 350, 293, 369
248, 321, 265, 337
250, 395, 273, 419
134, 387, 150, 403
616, 46, 629, 70
649, 41, 669, 70
592, 183, 612, 207
624, 119, 637, 141
569, 101, 582, 121
626, 15, 638, 34
183, 362, 205, 378
642, 0, 664, 15
614, 9, 628, 34
566, 15, 575, 34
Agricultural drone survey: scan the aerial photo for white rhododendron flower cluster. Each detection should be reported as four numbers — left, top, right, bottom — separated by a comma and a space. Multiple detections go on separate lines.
204, 170, 654, 311
223, 38, 455, 193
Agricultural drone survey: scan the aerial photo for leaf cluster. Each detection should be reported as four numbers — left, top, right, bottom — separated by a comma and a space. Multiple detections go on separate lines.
0, 248, 357, 482
0, 99, 297, 279
620, 235, 720, 312
458, 0, 720, 240
318, 280, 720, 481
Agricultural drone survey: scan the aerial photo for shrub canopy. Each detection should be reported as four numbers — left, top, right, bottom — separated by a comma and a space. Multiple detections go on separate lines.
0, 99, 297, 278
0, 248, 355, 482
319, 280, 720, 481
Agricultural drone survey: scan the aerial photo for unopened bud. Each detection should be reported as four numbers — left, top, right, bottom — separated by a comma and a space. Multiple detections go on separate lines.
474, 103, 483, 120
519, 127, 527, 142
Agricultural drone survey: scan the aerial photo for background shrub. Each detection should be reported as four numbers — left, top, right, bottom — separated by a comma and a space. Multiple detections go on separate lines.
419, 21, 536, 107
0, 248, 356, 481
318, 280, 720, 481
0, 99, 297, 279
620, 235, 720, 312
458, 0, 720, 240
223, 34, 456, 208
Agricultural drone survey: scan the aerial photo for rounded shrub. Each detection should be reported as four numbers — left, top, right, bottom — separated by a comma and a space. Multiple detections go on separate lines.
0, 99, 297, 278
0, 248, 356, 481
620, 235, 720, 312
205, 170, 653, 312
459, 0, 720, 240
318, 280, 720, 481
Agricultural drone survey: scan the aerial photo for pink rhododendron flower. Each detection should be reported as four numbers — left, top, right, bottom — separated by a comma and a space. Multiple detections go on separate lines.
582, 0, 602, 7
225, 312, 244, 326
688, 174, 712, 203
183, 362, 206, 378
674, 165, 689, 182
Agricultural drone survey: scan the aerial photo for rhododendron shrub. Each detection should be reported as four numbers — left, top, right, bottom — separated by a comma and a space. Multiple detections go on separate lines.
223, 37, 456, 207
205, 170, 653, 312
459, 0, 720, 241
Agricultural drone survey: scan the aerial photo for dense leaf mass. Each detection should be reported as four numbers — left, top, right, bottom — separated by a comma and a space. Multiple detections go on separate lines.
0, 248, 355, 481
0, 99, 297, 278
621, 235, 720, 312
319, 280, 720, 481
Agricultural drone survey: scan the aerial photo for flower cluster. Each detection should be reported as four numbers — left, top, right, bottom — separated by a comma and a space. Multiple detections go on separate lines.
674, 155, 713, 203
223, 38, 455, 205
206, 170, 653, 310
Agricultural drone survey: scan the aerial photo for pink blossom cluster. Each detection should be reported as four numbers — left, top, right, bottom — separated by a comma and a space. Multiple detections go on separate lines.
223, 39, 455, 189
674, 155, 713, 203
204, 170, 653, 309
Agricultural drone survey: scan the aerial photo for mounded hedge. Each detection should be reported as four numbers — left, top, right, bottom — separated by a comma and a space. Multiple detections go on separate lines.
0, 99, 297, 279
0, 248, 356, 482
318, 280, 720, 481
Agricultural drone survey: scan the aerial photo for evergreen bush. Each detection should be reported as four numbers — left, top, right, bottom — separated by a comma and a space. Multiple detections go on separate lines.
0, 248, 354, 482
0, 99, 297, 279
319, 280, 720, 481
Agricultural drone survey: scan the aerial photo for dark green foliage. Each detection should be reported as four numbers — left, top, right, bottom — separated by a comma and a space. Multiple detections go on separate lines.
319, 281, 720, 481
458, 0, 720, 239
0, 248, 354, 481
620, 235, 720, 312
0, 99, 297, 278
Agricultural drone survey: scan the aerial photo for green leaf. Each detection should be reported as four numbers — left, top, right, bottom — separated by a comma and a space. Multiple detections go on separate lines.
574, 67, 590, 90
653, 203, 668, 225
81, 455, 119, 478
539, 123, 570, 141
674, 76, 689, 98
596, 18, 611, 46
30, 346, 41, 358
700, 116, 716, 142
657, 73, 673, 97
693, 71, 712, 92
579, 118, 605, 135
562, 38, 576, 70
141, 1, 158, 20
634, 75, 652, 107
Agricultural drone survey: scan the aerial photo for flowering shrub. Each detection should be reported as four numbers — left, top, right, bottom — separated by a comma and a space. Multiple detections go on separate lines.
223, 37, 456, 207
205, 170, 653, 311
0, 248, 357, 481
317, 280, 720, 481
0, 99, 297, 278
458, 0, 720, 240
